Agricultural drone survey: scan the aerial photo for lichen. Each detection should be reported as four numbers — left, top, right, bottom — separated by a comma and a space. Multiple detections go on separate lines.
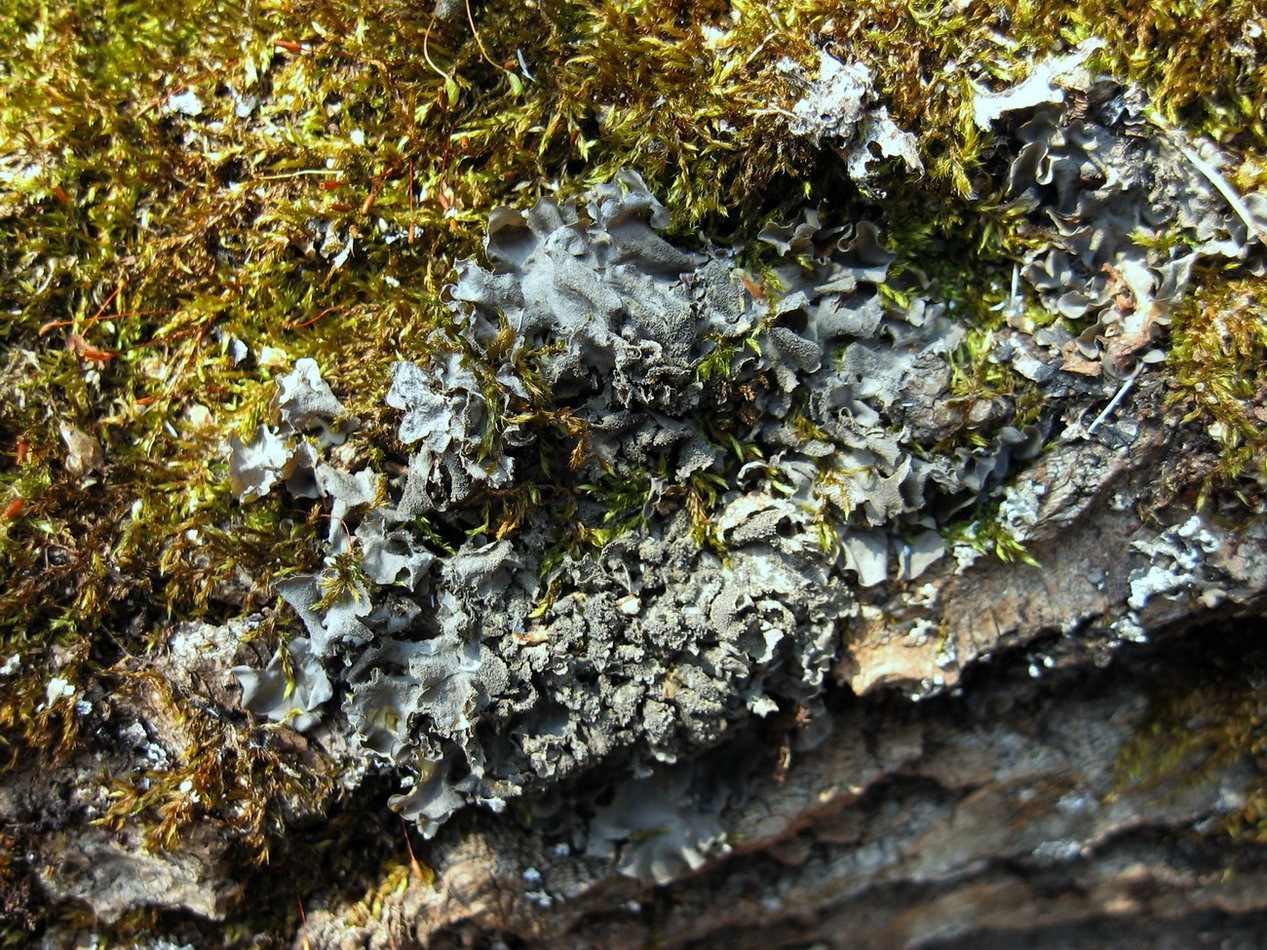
231, 84, 1263, 860
2, 0, 1266, 942
233, 175, 1007, 843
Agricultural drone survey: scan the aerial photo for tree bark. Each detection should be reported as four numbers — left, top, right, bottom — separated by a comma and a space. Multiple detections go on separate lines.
11, 372, 1267, 950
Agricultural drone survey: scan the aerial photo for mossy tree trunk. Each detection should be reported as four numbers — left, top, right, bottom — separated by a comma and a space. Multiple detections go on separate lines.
3, 3, 1267, 948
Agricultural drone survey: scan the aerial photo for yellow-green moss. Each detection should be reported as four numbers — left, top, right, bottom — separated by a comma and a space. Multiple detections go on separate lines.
1114, 634, 1267, 843
2, 0, 1265, 943
1165, 279, 1267, 507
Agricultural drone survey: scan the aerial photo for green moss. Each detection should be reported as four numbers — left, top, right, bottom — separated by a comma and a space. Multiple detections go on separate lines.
1165, 279, 1267, 507
942, 499, 1041, 567
1113, 631, 1267, 843
0, 0, 1264, 942
92, 670, 337, 860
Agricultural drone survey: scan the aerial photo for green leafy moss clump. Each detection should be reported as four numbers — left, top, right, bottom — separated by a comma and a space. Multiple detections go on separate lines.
1, 0, 1266, 944
1165, 280, 1267, 507
1114, 633, 1267, 844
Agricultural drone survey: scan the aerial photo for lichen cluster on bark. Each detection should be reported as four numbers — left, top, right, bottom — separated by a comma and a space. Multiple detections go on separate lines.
2, 3, 1267, 948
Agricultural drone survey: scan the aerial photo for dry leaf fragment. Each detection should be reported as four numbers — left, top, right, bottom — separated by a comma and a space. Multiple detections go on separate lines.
58, 423, 105, 476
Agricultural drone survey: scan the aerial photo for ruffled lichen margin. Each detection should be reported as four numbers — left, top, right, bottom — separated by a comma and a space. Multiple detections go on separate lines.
2, 0, 1266, 945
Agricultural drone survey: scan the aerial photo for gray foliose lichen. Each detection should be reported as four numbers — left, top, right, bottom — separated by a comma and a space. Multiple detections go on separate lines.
970, 43, 1267, 376
231, 173, 981, 839
227, 52, 1264, 880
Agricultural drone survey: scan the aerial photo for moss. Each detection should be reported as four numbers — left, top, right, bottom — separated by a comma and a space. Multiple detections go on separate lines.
1164, 279, 1267, 508
1113, 630, 1267, 844
942, 499, 1042, 567
0, 832, 40, 941
95, 670, 338, 861
0, 0, 1264, 942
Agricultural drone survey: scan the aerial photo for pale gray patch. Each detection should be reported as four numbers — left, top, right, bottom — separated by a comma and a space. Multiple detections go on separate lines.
275, 357, 353, 446
276, 572, 373, 657
444, 539, 520, 600
991, 68, 1266, 374
356, 515, 434, 590
344, 630, 512, 837
759, 208, 827, 256
283, 438, 322, 499
388, 750, 473, 836
994, 333, 1061, 383
228, 361, 354, 503
316, 463, 381, 548
787, 54, 871, 145
233, 637, 333, 733
842, 530, 890, 587
386, 356, 514, 515
165, 89, 204, 117
226, 426, 290, 502
584, 739, 754, 884
972, 39, 1104, 129
847, 107, 923, 180
899, 531, 947, 581
585, 766, 728, 884
785, 53, 921, 180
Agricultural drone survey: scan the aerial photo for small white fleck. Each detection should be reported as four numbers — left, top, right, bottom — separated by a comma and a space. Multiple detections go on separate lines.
45, 677, 75, 704
167, 90, 204, 116
331, 237, 353, 269
350, 128, 365, 146
749, 694, 779, 717
227, 337, 249, 365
